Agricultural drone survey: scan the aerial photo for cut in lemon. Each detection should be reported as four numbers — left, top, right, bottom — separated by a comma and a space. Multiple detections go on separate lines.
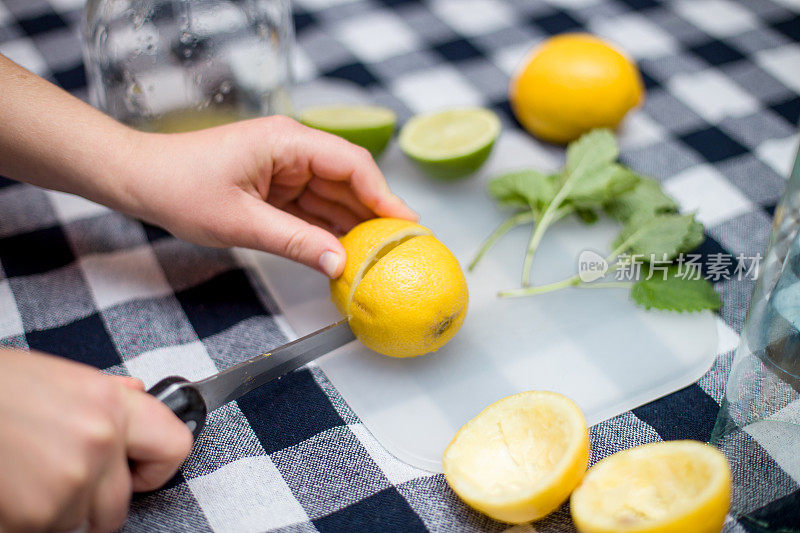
443, 391, 590, 524
570, 440, 731, 533
330, 217, 468, 358
399, 107, 501, 180
300, 105, 396, 157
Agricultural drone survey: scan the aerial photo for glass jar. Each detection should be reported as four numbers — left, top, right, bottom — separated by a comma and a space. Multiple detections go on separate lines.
82, 0, 293, 132
711, 142, 800, 529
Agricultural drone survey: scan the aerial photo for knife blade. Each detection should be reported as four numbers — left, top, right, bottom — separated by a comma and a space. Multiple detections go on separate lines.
147, 318, 355, 437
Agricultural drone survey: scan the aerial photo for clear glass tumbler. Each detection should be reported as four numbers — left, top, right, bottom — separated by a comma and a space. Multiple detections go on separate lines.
82, 0, 293, 132
711, 144, 800, 530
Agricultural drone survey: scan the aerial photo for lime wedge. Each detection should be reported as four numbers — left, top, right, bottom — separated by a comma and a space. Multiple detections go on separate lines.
399, 108, 501, 180
300, 105, 397, 158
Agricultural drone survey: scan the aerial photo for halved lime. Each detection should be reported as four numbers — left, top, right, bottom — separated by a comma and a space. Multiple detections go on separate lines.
299, 105, 397, 158
398, 108, 501, 180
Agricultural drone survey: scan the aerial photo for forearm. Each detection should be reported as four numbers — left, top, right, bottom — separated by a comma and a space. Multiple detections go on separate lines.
0, 54, 143, 212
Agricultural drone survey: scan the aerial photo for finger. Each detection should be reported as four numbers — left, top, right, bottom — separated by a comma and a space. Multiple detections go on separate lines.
307, 178, 375, 220
220, 194, 347, 277
266, 182, 306, 208
296, 189, 362, 234
48, 467, 94, 533
106, 375, 145, 392
88, 446, 131, 533
283, 201, 339, 235
289, 126, 418, 221
123, 390, 193, 492
52, 491, 93, 533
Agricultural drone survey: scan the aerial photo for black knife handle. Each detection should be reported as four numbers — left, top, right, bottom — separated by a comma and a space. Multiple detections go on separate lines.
147, 376, 207, 439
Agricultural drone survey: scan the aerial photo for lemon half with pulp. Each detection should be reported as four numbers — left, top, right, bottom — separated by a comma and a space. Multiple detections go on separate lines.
330, 218, 468, 358
443, 391, 590, 523
570, 440, 731, 533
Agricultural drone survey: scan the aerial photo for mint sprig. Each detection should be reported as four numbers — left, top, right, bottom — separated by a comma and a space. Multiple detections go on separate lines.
470, 129, 720, 313
520, 129, 624, 286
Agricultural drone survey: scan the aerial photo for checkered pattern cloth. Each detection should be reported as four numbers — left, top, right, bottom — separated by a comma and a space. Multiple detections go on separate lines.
1, 0, 799, 530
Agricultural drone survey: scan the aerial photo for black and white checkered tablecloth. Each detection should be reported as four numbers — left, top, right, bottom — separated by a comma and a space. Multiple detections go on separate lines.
1, 0, 799, 531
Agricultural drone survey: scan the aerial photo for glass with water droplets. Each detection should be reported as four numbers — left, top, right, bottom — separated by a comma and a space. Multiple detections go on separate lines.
711, 143, 800, 530
82, 0, 293, 132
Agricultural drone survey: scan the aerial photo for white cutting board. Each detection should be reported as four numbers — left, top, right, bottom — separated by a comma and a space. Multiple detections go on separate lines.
238, 81, 718, 472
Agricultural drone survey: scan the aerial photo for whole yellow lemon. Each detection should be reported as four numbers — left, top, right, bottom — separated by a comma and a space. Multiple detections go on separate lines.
330, 218, 468, 358
510, 33, 644, 144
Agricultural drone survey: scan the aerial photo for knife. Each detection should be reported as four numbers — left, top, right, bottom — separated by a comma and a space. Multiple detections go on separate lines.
146, 318, 355, 437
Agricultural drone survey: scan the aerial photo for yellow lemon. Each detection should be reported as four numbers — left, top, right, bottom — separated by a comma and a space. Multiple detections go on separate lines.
510, 33, 644, 144
443, 391, 590, 524
570, 440, 731, 533
330, 218, 468, 358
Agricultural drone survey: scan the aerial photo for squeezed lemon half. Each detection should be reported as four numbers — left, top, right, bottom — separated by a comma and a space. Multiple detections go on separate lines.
330, 218, 468, 358
570, 440, 731, 533
443, 391, 590, 523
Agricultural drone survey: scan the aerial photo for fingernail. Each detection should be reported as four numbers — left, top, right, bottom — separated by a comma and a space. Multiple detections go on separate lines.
319, 251, 342, 278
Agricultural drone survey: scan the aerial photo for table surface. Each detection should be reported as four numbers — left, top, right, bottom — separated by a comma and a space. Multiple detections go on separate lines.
1, 0, 799, 531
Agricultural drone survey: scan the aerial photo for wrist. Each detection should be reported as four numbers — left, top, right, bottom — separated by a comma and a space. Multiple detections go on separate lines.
75, 123, 150, 215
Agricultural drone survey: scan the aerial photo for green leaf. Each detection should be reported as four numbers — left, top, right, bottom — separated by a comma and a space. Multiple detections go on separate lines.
574, 207, 599, 224
488, 169, 556, 211
631, 267, 721, 312
613, 213, 702, 261
564, 129, 618, 179
682, 218, 705, 252
567, 164, 639, 207
605, 177, 679, 222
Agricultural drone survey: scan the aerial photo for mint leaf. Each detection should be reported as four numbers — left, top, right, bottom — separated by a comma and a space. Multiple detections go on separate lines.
632, 267, 721, 312
682, 218, 705, 252
604, 177, 679, 222
488, 169, 556, 212
567, 164, 638, 207
564, 129, 618, 180
614, 213, 701, 261
574, 207, 599, 224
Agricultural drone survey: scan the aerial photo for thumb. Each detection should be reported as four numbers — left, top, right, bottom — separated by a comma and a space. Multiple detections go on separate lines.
123, 388, 194, 492
106, 374, 146, 391
237, 195, 346, 278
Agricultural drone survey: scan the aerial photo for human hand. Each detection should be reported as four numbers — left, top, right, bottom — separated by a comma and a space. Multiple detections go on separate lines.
0, 57, 414, 276
122, 116, 417, 278
0, 349, 193, 533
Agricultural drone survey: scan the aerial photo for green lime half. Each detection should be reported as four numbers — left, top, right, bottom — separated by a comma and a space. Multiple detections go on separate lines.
398, 108, 501, 180
300, 105, 397, 158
